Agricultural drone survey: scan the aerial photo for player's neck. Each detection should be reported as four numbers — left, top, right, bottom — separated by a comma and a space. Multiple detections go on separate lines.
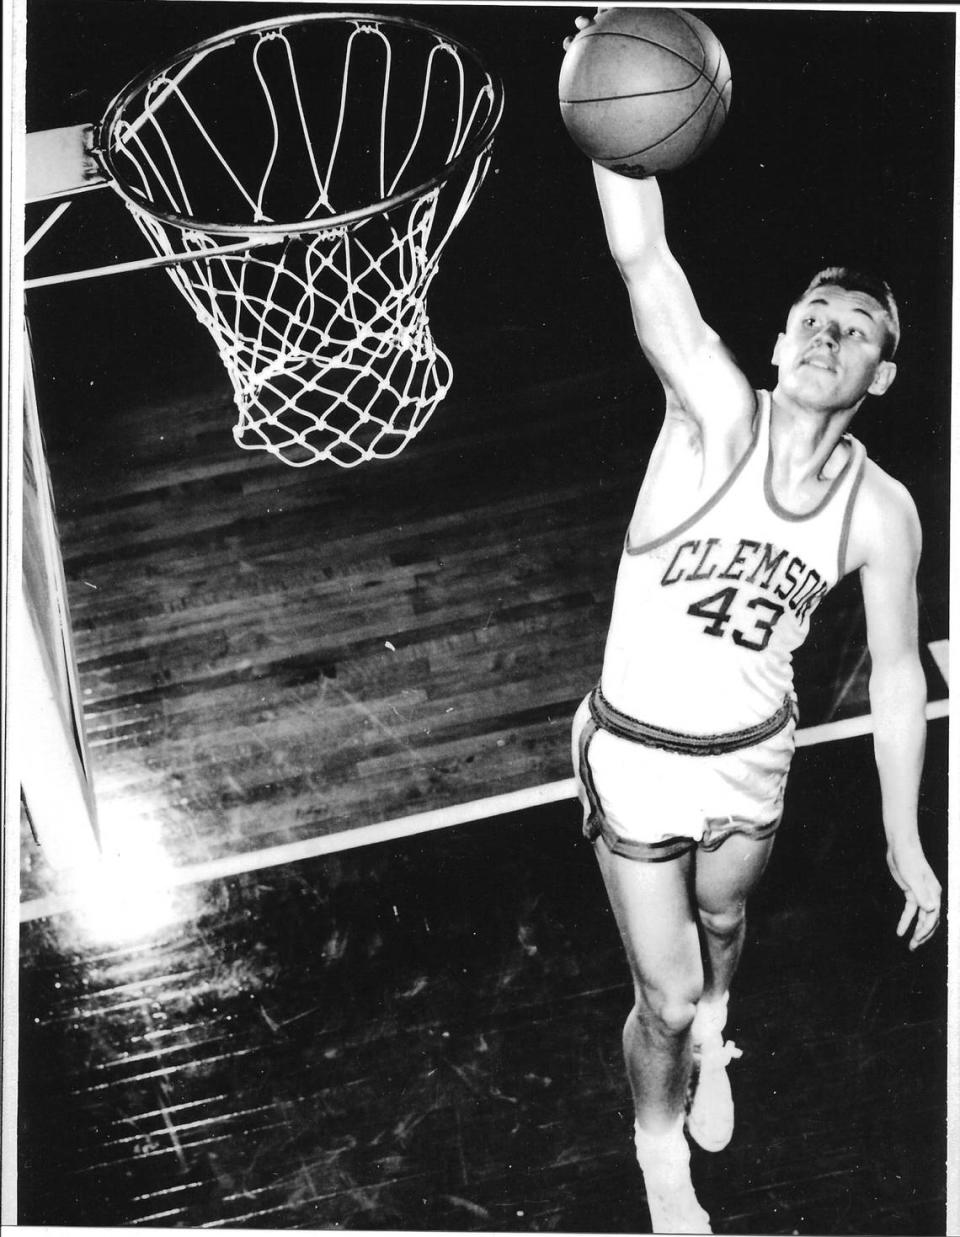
769, 390, 857, 483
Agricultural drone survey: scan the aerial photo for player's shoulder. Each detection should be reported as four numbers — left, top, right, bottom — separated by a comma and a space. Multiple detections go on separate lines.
850, 456, 921, 568
663, 347, 757, 431
858, 457, 919, 524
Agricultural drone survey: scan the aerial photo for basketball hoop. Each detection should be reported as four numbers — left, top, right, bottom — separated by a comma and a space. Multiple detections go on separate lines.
94, 12, 504, 468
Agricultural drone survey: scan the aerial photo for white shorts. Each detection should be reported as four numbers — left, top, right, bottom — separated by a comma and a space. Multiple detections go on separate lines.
571, 689, 797, 861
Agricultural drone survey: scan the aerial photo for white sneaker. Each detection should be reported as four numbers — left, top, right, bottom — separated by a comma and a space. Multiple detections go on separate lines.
686, 1012, 742, 1153
634, 1120, 712, 1234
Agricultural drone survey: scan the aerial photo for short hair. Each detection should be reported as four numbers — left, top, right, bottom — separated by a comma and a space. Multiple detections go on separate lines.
794, 266, 900, 360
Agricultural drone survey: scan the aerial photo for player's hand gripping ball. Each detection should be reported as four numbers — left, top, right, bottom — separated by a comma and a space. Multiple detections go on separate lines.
559, 8, 732, 178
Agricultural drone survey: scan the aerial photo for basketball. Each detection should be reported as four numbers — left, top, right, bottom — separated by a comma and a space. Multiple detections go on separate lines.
558, 8, 732, 178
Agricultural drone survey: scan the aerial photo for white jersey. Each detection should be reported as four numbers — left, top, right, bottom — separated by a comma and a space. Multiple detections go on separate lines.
601, 389, 866, 735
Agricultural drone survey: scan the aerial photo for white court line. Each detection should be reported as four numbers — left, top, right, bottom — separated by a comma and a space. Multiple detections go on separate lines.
19, 698, 949, 924
797, 696, 949, 746
929, 639, 950, 688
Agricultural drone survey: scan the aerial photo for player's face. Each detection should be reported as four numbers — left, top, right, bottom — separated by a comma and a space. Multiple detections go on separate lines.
772, 286, 897, 411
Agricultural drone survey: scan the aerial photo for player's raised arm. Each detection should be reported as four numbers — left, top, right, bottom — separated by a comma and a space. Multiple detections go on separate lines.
592, 167, 751, 424
561, 8, 751, 428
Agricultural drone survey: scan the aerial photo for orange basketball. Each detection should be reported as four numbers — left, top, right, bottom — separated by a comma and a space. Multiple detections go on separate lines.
558, 8, 732, 178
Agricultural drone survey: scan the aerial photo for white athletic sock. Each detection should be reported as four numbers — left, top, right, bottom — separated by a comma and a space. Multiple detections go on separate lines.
691, 991, 729, 1047
633, 1116, 712, 1234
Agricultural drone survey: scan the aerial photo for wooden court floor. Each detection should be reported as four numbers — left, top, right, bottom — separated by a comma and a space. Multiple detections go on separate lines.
19, 724, 948, 1233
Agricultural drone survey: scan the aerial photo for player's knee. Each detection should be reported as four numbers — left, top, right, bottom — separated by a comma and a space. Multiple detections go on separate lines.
634, 983, 700, 1038
698, 901, 746, 941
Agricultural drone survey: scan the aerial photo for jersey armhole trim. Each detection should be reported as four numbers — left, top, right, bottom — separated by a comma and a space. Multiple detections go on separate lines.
625, 390, 763, 556
836, 443, 867, 580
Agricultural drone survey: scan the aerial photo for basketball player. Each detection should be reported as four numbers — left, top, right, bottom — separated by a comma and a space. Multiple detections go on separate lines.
566, 18, 942, 1236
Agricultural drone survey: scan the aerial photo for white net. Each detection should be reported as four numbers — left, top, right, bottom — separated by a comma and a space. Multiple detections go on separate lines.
97, 14, 504, 467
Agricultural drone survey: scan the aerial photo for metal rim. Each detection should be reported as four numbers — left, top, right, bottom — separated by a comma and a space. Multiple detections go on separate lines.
94, 10, 506, 237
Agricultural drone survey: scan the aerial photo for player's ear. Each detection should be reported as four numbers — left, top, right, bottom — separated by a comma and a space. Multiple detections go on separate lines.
771, 332, 785, 365
868, 359, 897, 397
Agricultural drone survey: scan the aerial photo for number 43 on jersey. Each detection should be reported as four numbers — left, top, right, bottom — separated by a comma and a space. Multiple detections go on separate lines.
687, 586, 785, 652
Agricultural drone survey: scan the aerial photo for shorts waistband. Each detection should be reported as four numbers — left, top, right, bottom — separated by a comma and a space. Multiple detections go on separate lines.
589, 687, 795, 756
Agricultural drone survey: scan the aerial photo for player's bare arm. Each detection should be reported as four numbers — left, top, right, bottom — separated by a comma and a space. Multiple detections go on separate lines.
591, 165, 759, 546
567, 11, 751, 438
850, 465, 941, 949
592, 166, 754, 438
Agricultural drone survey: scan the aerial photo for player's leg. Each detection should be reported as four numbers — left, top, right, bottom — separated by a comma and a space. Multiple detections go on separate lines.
687, 830, 776, 1152
595, 838, 702, 1125
695, 829, 775, 1003
593, 838, 712, 1233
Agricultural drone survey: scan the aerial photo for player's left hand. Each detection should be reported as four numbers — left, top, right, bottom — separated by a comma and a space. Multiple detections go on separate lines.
563, 14, 595, 51
563, 8, 610, 51
886, 840, 941, 950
